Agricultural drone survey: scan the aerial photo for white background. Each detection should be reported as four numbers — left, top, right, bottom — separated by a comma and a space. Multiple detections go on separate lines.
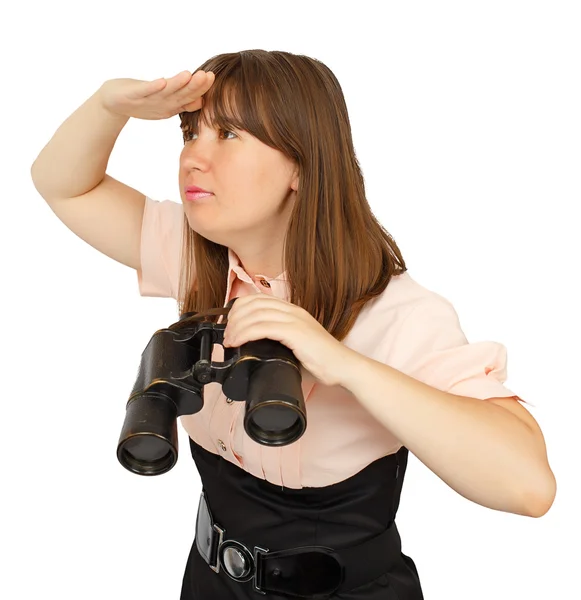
1, 1, 578, 598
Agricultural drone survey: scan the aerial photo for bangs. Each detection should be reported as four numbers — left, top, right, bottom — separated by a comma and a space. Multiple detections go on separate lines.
178, 67, 276, 144
180, 79, 247, 134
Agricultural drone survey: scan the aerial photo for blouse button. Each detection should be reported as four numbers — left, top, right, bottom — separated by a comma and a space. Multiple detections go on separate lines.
217, 439, 227, 452
259, 279, 271, 288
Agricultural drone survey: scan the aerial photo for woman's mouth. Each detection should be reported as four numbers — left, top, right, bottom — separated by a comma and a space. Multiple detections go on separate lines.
185, 191, 214, 201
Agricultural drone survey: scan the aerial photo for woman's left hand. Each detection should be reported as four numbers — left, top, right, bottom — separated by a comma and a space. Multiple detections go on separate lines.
223, 294, 355, 387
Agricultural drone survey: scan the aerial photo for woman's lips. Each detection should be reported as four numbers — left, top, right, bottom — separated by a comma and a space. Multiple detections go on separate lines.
185, 191, 214, 201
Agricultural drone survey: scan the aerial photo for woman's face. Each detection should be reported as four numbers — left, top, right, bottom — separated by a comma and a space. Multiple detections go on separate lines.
178, 111, 299, 252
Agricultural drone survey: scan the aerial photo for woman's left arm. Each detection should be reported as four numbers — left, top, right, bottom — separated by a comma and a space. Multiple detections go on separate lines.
337, 350, 556, 518
222, 293, 555, 517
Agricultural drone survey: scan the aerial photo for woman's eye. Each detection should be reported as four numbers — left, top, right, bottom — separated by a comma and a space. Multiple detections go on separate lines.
220, 129, 237, 140
182, 129, 237, 142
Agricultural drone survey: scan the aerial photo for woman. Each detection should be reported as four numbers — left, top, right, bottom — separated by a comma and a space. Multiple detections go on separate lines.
31, 49, 555, 599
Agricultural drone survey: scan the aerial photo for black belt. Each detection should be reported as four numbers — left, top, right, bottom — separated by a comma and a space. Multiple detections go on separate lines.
195, 490, 401, 599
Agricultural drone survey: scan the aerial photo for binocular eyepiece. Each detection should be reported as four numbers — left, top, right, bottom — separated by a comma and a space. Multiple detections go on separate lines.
117, 298, 306, 476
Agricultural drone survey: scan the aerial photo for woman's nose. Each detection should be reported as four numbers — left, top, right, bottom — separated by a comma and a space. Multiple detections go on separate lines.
181, 137, 214, 167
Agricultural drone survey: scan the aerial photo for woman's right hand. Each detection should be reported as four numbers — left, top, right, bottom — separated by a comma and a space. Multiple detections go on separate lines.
98, 70, 215, 120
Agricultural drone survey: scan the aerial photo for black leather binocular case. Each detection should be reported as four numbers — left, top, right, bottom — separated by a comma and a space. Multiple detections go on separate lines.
116, 297, 306, 476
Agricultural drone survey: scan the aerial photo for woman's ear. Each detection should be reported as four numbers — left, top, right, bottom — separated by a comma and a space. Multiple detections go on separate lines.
291, 166, 299, 192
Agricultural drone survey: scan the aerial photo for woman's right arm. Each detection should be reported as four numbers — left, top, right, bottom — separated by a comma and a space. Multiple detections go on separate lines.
30, 88, 146, 270
30, 70, 214, 271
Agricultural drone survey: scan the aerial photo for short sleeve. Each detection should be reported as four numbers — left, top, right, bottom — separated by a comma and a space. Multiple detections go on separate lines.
393, 296, 531, 405
136, 197, 184, 298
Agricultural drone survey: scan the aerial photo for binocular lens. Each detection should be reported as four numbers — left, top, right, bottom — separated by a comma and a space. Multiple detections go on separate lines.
119, 435, 175, 475
252, 403, 300, 431
245, 402, 304, 445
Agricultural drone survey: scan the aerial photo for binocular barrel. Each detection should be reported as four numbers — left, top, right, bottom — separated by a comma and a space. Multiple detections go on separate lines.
117, 392, 179, 476
117, 326, 204, 476
244, 358, 305, 446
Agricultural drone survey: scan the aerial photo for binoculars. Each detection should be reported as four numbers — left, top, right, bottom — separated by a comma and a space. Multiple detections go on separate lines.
116, 297, 306, 476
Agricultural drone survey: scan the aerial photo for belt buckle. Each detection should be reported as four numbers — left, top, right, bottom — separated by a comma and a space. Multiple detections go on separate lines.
215, 537, 270, 595
252, 545, 269, 595
198, 492, 270, 594
208, 522, 225, 573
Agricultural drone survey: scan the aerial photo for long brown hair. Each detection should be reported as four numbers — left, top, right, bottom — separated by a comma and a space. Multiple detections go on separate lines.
177, 50, 407, 342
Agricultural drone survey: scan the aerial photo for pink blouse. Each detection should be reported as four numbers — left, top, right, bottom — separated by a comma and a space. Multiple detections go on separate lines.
136, 196, 527, 489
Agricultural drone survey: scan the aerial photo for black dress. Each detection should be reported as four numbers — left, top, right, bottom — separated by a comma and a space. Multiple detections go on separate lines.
180, 436, 424, 599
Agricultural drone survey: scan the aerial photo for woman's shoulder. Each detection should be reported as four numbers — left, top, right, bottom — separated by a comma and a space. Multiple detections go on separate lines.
365, 270, 451, 318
